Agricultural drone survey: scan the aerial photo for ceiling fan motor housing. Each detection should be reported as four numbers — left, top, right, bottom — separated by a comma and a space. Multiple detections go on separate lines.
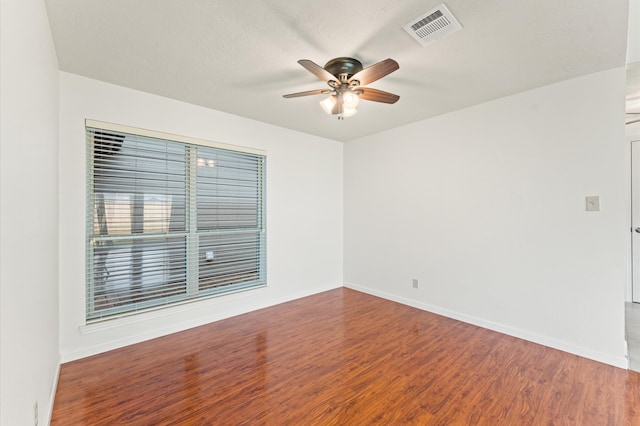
324, 57, 363, 80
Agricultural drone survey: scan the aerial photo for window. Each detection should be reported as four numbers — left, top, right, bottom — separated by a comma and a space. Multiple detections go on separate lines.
86, 120, 266, 322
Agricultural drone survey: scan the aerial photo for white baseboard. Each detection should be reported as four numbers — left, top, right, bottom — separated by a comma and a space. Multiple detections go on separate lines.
344, 282, 628, 369
44, 355, 61, 426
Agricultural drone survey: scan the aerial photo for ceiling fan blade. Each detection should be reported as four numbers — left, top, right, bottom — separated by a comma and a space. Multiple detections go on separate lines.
358, 87, 400, 104
348, 58, 399, 86
627, 118, 640, 125
298, 59, 338, 84
283, 89, 332, 98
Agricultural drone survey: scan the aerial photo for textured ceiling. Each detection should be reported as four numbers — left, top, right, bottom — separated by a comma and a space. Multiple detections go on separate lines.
44, 0, 630, 142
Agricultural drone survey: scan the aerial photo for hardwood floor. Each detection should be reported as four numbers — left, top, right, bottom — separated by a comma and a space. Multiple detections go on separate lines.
52, 288, 640, 425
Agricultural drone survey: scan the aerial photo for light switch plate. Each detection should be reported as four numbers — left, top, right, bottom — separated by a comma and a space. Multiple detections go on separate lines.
585, 196, 600, 211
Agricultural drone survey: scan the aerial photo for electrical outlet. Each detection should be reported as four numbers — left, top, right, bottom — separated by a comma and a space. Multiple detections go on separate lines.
412, 279, 418, 289
34, 401, 38, 425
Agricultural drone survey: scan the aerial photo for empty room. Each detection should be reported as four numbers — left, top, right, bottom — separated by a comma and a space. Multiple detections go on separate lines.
2, 0, 640, 424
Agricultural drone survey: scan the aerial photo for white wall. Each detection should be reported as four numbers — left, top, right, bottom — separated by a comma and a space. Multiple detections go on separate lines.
344, 68, 628, 367
628, 0, 640, 64
58, 72, 343, 361
0, 0, 60, 424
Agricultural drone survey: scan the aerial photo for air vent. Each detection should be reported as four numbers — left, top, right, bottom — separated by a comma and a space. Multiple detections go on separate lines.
403, 3, 462, 47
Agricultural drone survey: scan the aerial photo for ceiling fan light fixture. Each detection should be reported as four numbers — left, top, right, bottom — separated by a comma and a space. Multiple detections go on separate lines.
342, 107, 358, 118
319, 95, 337, 114
342, 91, 360, 109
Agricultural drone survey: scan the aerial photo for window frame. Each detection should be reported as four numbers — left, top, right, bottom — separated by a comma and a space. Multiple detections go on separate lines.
85, 119, 267, 323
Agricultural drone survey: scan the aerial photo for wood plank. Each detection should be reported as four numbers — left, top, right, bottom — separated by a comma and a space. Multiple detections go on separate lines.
52, 288, 640, 424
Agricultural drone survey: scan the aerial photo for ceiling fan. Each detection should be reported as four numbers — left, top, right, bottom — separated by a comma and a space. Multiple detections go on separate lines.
283, 57, 400, 120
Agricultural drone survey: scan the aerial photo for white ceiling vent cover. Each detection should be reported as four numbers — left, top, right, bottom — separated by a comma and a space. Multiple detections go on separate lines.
403, 3, 462, 47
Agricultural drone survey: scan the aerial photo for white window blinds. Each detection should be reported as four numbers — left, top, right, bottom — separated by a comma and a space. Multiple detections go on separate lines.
86, 121, 266, 322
